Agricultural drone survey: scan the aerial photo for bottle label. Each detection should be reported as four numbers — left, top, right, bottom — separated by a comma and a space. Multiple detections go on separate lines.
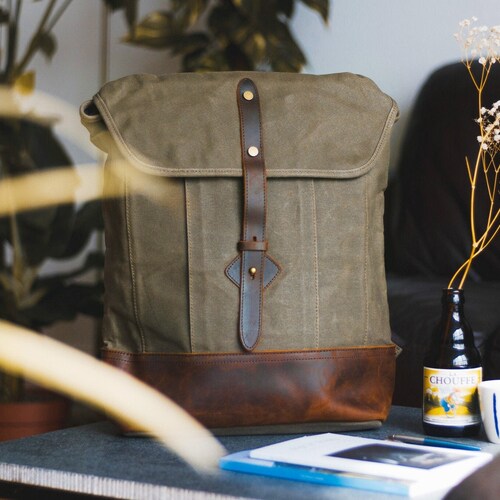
423, 367, 482, 426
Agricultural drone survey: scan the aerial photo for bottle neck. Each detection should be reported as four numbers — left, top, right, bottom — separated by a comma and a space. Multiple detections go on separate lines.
439, 288, 469, 347
425, 288, 481, 368
441, 288, 465, 317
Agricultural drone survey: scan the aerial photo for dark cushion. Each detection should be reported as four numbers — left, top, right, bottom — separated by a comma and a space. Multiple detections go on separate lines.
385, 61, 500, 407
386, 62, 500, 281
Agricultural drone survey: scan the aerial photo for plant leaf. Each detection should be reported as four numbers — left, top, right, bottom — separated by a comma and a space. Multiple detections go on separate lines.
0, 8, 9, 24
35, 251, 104, 288
102, 0, 127, 10
123, 11, 175, 47
300, 0, 329, 23
13, 71, 36, 95
37, 32, 57, 61
169, 0, 210, 29
23, 282, 104, 326
111, 0, 139, 35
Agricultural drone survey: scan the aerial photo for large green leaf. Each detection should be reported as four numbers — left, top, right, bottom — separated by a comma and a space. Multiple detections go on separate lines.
59, 201, 103, 259
208, 4, 249, 47
23, 282, 104, 327
183, 46, 231, 72
265, 19, 306, 72
168, 33, 211, 56
0, 119, 79, 266
0, 118, 104, 328
169, 0, 210, 30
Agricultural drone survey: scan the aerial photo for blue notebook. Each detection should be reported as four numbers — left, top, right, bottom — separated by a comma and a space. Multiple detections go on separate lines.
220, 450, 417, 496
220, 433, 492, 498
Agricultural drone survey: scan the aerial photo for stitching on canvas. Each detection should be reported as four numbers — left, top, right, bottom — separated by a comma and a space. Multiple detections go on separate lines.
185, 179, 196, 352
363, 174, 369, 345
124, 171, 146, 351
310, 180, 320, 349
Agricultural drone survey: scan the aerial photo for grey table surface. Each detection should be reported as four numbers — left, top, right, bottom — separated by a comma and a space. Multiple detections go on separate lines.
0, 406, 498, 499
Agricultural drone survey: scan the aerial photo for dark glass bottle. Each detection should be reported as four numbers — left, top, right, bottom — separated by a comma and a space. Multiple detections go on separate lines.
422, 288, 482, 437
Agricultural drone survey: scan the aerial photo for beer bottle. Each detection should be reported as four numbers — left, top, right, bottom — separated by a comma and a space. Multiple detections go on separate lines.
422, 288, 482, 437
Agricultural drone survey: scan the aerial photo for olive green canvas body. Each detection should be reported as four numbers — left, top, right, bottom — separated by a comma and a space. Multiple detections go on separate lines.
81, 71, 399, 430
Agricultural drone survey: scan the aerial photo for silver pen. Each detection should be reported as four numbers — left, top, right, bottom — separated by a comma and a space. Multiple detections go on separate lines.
388, 434, 481, 451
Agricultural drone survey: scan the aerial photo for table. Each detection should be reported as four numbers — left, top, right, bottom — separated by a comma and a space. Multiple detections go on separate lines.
0, 406, 497, 499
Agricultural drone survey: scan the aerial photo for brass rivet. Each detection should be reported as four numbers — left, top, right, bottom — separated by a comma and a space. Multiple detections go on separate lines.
248, 146, 259, 157
243, 90, 254, 101
249, 267, 257, 278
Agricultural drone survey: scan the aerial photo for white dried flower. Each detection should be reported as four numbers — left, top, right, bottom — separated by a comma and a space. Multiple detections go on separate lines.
456, 18, 500, 65
477, 102, 500, 153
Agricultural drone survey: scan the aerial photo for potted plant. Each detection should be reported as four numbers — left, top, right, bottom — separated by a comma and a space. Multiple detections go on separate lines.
0, 0, 121, 440
119, 0, 329, 72
0, 0, 331, 439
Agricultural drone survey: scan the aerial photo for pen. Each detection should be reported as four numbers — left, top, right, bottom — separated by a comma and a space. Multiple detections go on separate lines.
388, 434, 481, 451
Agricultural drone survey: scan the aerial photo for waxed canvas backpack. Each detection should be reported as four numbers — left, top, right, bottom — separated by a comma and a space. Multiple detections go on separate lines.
81, 71, 398, 433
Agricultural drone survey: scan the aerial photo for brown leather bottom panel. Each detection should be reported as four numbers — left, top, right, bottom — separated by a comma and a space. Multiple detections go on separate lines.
103, 345, 395, 428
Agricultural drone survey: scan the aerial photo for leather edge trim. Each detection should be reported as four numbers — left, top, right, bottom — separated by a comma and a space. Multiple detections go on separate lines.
103, 344, 396, 362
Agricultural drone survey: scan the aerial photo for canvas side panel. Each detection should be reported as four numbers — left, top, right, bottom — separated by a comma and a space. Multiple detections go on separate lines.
101, 148, 145, 352
185, 178, 241, 352
119, 168, 190, 352
365, 145, 392, 346
259, 179, 320, 350
314, 177, 368, 347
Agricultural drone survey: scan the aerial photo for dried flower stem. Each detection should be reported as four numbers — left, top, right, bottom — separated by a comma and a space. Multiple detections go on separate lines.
449, 18, 500, 289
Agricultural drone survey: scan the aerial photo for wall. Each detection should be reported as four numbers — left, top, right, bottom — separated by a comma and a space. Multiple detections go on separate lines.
22, 0, 500, 164
292, 0, 500, 164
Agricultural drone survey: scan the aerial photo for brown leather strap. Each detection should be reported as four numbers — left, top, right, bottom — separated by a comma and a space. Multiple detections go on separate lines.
237, 78, 267, 351
237, 240, 268, 252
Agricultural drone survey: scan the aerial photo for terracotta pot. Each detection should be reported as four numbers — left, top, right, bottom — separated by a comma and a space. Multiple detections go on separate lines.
0, 391, 70, 441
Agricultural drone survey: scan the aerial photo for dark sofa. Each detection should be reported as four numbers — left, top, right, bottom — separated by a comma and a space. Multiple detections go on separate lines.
385, 62, 500, 407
